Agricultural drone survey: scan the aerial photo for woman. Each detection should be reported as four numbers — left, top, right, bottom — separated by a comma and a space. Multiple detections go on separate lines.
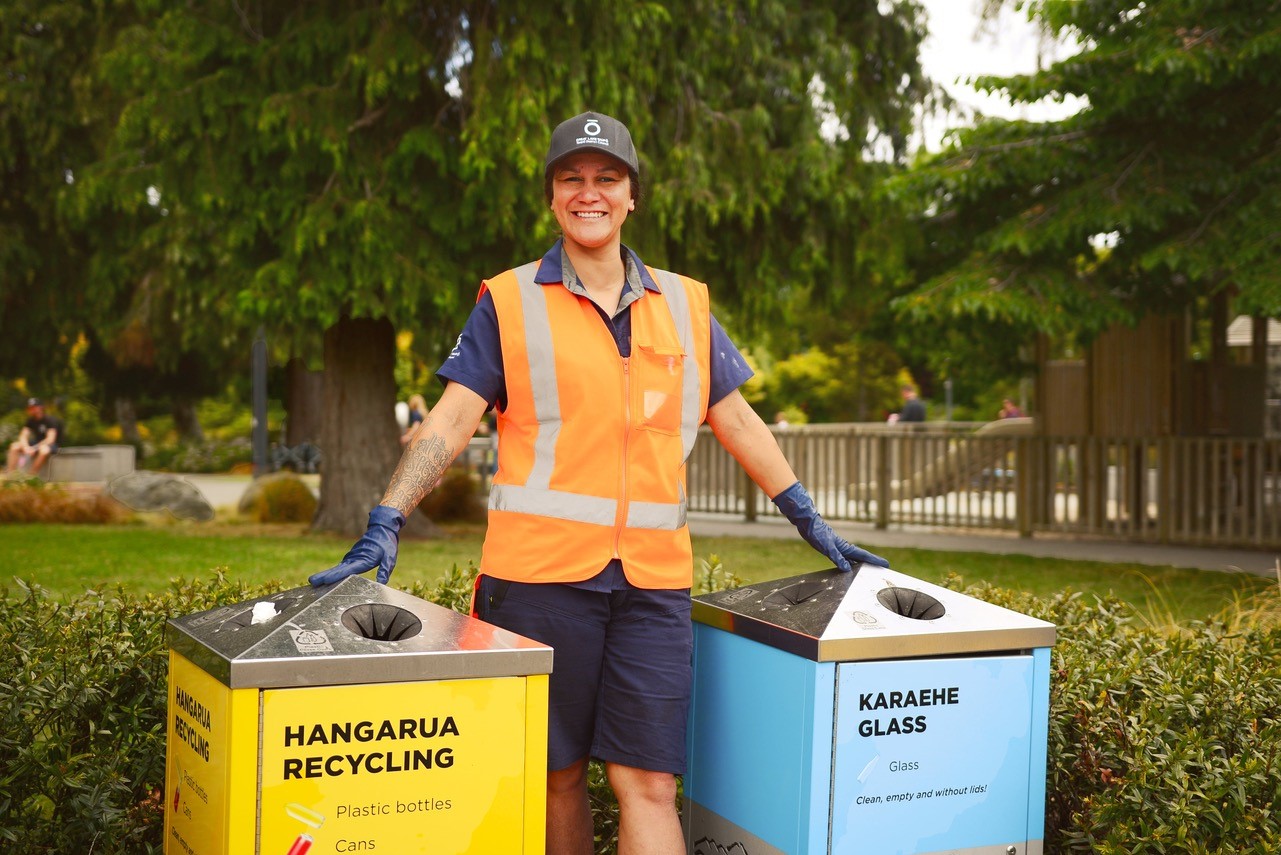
311, 111, 887, 855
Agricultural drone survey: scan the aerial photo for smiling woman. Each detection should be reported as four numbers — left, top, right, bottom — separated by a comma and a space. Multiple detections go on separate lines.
549, 154, 634, 248
549, 151, 636, 314
313, 108, 891, 855
543, 113, 640, 315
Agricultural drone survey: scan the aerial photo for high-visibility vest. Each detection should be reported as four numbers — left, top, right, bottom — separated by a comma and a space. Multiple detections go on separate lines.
479, 261, 712, 589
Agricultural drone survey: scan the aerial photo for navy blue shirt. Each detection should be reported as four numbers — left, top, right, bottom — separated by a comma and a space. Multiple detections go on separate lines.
437, 240, 754, 590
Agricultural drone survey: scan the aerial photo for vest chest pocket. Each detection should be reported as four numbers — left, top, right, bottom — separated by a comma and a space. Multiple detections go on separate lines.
635, 344, 686, 436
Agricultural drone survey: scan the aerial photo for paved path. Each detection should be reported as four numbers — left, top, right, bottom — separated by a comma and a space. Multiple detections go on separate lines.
183, 472, 312, 510
180, 473, 1279, 577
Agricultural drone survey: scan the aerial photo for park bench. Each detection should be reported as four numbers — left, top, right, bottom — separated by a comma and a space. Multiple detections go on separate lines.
47, 444, 136, 482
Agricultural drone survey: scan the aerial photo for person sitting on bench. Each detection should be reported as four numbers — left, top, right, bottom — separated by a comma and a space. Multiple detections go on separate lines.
6, 398, 62, 477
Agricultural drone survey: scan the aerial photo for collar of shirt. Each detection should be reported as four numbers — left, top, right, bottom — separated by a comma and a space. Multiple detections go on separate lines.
533, 238, 659, 317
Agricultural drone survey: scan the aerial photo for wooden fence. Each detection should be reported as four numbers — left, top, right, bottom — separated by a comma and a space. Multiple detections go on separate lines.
685, 424, 1281, 549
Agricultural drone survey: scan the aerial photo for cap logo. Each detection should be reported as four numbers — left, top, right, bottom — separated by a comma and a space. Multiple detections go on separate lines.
576, 119, 610, 148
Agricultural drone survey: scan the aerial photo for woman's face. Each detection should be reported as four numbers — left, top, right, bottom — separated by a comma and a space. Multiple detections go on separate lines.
550, 151, 634, 255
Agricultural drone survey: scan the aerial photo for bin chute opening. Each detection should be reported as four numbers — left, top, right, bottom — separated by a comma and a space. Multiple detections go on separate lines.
876, 587, 946, 620
217, 597, 304, 632
341, 604, 423, 641
763, 579, 832, 608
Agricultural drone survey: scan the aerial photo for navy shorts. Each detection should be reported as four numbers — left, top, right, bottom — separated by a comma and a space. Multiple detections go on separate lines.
473, 575, 693, 775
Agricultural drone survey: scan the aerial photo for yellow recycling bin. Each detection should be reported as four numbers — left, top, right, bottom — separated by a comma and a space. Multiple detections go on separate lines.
164, 576, 552, 855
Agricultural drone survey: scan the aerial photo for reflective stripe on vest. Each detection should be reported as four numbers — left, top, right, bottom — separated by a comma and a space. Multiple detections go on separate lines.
486, 263, 699, 532
488, 484, 687, 531
651, 269, 703, 462
510, 261, 560, 491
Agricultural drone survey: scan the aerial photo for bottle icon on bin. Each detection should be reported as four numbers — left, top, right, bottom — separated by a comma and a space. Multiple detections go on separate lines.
284, 802, 325, 854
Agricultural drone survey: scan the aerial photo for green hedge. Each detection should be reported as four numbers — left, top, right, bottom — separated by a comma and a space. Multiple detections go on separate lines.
947, 579, 1281, 854
0, 577, 242, 853
1, 571, 1277, 853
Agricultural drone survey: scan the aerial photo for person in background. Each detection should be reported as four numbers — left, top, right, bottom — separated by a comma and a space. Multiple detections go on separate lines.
999, 398, 1025, 419
888, 385, 926, 424
309, 111, 888, 855
399, 394, 428, 446
6, 398, 63, 477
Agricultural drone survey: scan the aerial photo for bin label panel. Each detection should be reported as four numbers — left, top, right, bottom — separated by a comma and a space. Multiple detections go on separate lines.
260, 677, 529, 854
832, 655, 1034, 854
166, 652, 238, 855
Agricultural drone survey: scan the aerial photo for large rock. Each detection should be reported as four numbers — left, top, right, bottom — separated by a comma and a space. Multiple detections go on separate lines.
106, 471, 215, 522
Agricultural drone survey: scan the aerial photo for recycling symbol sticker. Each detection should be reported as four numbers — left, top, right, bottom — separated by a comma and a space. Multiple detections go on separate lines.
290, 628, 334, 653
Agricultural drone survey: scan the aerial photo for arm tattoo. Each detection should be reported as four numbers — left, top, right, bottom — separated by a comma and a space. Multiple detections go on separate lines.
383, 430, 454, 515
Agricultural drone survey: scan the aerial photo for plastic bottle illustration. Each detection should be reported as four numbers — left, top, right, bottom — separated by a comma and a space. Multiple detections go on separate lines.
284, 803, 325, 854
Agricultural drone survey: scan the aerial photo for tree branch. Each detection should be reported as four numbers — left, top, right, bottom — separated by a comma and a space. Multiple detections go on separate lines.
992, 264, 1025, 293
230, 0, 263, 42
1178, 26, 1222, 50
943, 129, 1091, 166
1108, 141, 1153, 203
347, 104, 389, 134
1186, 187, 1241, 244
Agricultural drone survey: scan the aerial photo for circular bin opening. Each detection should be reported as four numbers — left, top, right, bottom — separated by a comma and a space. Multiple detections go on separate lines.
876, 587, 946, 620
341, 604, 423, 641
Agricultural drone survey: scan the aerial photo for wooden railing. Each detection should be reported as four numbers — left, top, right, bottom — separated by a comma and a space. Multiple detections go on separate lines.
685, 424, 1281, 549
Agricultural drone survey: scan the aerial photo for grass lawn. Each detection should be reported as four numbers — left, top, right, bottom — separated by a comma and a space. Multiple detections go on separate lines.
1, 519, 1273, 624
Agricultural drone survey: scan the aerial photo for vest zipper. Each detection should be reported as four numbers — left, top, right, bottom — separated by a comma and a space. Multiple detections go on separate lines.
614, 356, 631, 558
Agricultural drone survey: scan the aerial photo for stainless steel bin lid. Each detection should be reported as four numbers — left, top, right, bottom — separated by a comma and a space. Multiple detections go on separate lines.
167, 576, 552, 689
692, 566, 1055, 662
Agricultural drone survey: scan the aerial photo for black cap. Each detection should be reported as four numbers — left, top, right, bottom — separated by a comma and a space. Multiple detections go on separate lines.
544, 112, 639, 177
26, 397, 42, 408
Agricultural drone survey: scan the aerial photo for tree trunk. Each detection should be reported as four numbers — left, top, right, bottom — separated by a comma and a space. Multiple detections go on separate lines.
312, 316, 439, 538
172, 398, 204, 441
115, 397, 141, 444
313, 316, 400, 535
284, 356, 324, 446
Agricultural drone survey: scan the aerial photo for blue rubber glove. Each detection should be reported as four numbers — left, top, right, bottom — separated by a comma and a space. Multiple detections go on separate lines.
309, 505, 406, 586
772, 481, 890, 572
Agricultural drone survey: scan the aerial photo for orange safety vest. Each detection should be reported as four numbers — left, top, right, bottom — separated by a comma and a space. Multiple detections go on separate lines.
479, 261, 712, 589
